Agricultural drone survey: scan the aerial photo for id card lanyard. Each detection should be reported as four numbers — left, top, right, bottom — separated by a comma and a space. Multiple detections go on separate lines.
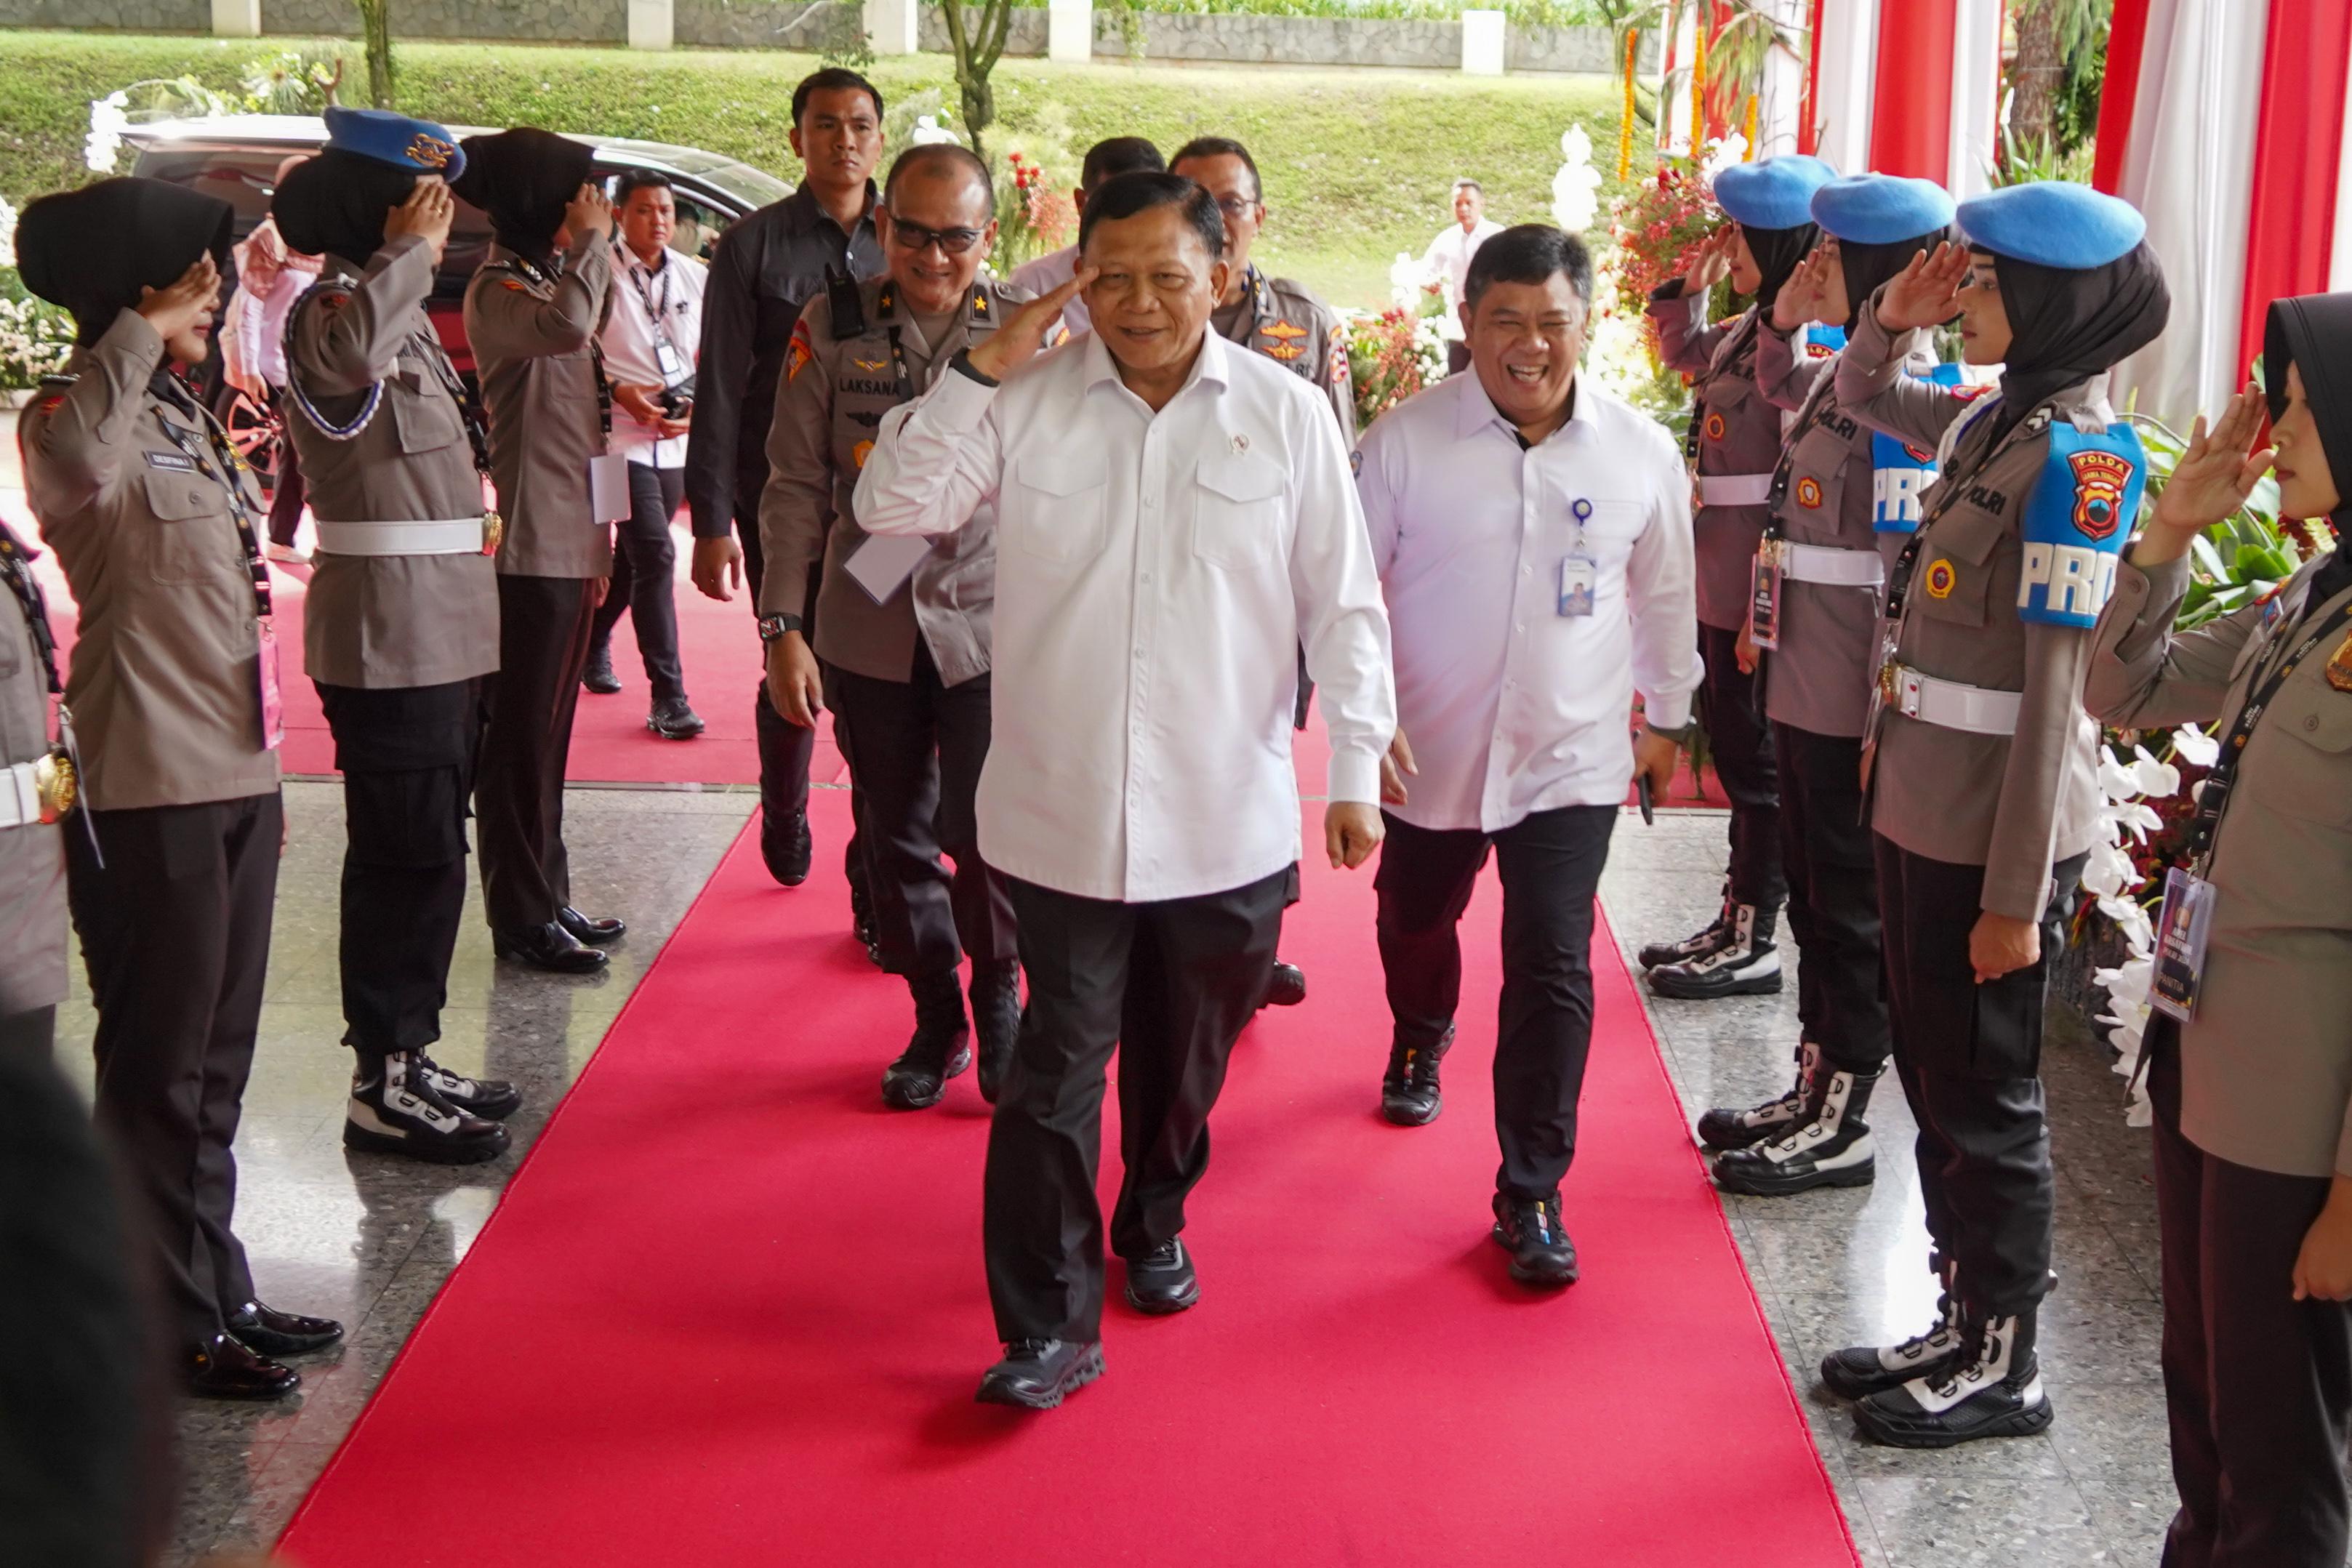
625, 252, 689, 384
1751, 374, 1845, 651
154, 387, 284, 753
1557, 497, 1597, 618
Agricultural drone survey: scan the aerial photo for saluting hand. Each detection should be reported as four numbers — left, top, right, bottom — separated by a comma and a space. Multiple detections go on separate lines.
566, 182, 616, 242
1877, 241, 1969, 333
1679, 228, 1734, 298
966, 266, 1097, 383
384, 178, 456, 264
2146, 385, 2275, 555
1770, 243, 1829, 332
137, 254, 220, 342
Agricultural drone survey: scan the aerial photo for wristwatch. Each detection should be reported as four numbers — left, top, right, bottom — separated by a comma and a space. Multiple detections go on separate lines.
756, 613, 804, 644
1642, 719, 1698, 746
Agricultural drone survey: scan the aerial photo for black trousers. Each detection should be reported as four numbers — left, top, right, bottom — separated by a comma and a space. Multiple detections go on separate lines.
1876, 837, 2084, 1315
265, 390, 305, 550
1376, 804, 1616, 1199
2150, 1032, 2352, 1568
736, 492, 865, 892
590, 463, 686, 705
828, 643, 1014, 977
0, 1003, 56, 1058
478, 574, 595, 934
1774, 723, 1890, 1075
1695, 622, 1784, 909
67, 792, 281, 1346
984, 866, 1288, 1343
318, 678, 478, 1064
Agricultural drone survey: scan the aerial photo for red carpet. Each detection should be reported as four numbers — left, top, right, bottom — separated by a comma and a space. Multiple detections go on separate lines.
276, 793, 1853, 1567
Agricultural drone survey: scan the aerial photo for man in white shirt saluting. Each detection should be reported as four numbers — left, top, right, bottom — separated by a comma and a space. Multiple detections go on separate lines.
1359, 225, 1701, 1288
856, 172, 1396, 1410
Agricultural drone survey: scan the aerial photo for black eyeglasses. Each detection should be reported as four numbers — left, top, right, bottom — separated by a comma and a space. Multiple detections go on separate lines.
886, 217, 986, 255
1210, 194, 1260, 221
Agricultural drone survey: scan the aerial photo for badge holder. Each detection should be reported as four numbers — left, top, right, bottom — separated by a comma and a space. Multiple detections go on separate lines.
1749, 538, 1786, 650
1557, 498, 1597, 619
2148, 867, 2216, 1024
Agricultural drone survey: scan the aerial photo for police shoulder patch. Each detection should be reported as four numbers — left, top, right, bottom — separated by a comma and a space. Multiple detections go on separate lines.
2017, 423, 2146, 629
786, 321, 815, 382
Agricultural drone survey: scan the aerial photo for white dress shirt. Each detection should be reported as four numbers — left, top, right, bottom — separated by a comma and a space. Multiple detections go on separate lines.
1358, 371, 1701, 835
601, 243, 708, 469
1419, 218, 1504, 342
856, 329, 1396, 904
1007, 244, 1091, 341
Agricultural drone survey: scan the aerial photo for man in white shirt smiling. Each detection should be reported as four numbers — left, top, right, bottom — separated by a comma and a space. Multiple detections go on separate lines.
1358, 224, 1700, 1288
856, 172, 1396, 1410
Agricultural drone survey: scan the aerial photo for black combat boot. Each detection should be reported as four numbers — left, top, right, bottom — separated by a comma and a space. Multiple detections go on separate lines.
880, 969, 973, 1109
1853, 1308, 2052, 1448
1645, 901, 1783, 1000
1379, 1023, 1454, 1126
1696, 1039, 1818, 1150
1821, 1261, 1966, 1400
1637, 880, 1732, 970
1712, 1064, 1879, 1197
344, 1051, 510, 1165
970, 957, 1022, 1105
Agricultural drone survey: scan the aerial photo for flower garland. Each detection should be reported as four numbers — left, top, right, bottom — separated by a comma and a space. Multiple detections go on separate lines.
1689, 16, 1709, 156
1617, 30, 1639, 181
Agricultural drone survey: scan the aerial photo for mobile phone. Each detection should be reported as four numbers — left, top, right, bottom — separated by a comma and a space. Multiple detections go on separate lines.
1637, 771, 1655, 826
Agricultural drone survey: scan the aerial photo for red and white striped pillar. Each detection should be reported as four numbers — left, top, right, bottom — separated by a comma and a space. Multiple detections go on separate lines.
1801, 0, 2001, 188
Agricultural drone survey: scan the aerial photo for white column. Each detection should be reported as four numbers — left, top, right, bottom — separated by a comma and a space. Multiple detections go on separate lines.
1757, 0, 1807, 158
1461, 10, 1506, 76
1048, 0, 1092, 61
210, 0, 260, 36
867, 0, 920, 56
1810, 0, 1877, 174
627, 0, 674, 50
1946, 0, 2004, 199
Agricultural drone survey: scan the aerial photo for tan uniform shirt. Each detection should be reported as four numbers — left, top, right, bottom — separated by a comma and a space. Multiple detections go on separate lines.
1216, 265, 1354, 444
2087, 552, 2352, 1179
759, 277, 1021, 687
1754, 321, 1932, 738
462, 237, 615, 580
0, 522, 67, 1016
19, 310, 283, 812
286, 233, 499, 688
1835, 302, 2106, 922
1652, 293, 1789, 631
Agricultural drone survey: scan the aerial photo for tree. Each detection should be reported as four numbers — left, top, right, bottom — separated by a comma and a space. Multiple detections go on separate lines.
353, 0, 396, 110
938, 0, 1015, 160
2007, 0, 2110, 157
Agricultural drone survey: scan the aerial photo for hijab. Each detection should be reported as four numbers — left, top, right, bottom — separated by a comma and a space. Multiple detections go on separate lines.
1988, 240, 2170, 437
449, 128, 590, 262
1741, 221, 1819, 314
1837, 226, 1951, 334
272, 148, 423, 270
2263, 292, 2352, 598
15, 177, 235, 347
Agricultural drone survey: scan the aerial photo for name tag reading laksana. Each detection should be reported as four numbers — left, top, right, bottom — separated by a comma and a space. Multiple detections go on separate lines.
2148, 867, 2217, 1024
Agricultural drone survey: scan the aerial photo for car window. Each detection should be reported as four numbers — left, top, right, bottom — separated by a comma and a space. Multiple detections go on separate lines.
128, 147, 291, 238
595, 169, 734, 263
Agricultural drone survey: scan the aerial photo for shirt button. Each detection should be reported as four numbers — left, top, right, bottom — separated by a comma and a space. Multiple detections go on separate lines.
2307, 715, 2321, 732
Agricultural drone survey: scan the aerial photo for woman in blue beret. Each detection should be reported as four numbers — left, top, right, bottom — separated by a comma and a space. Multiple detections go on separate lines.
1821, 180, 2168, 1448
1698, 174, 1954, 1203
2085, 298, 2352, 1567
1640, 153, 1836, 1005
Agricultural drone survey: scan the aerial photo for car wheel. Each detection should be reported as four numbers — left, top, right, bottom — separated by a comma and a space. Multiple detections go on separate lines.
212, 382, 281, 498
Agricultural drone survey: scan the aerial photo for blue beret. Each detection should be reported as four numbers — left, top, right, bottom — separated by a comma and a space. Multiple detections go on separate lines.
1810, 174, 1955, 244
1956, 181, 2146, 269
322, 105, 467, 182
1713, 155, 1837, 231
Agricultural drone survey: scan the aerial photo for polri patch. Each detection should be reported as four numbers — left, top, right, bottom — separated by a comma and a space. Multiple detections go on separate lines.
1796, 476, 1823, 509
1924, 559, 1956, 599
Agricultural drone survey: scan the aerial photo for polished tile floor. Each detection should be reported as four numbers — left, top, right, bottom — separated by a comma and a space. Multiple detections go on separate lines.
54, 791, 2183, 1567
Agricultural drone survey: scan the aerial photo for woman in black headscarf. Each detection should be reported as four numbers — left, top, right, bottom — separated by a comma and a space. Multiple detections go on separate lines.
2085, 297, 2352, 1567
16, 176, 343, 1402
1698, 173, 1958, 1200
450, 125, 593, 263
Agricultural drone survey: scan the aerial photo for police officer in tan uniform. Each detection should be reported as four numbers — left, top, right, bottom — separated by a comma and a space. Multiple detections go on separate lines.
763, 145, 1025, 1109
455, 128, 627, 975
273, 108, 518, 1162
1821, 182, 2169, 1447
1170, 134, 1352, 1009
17, 177, 343, 1399
1645, 156, 1836, 1002
2086, 302, 2352, 1567
0, 516, 68, 1059
1700, 174, 1954, 1197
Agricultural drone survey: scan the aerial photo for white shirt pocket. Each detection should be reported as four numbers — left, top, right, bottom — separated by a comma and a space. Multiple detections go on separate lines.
1006, 452, 1109, 566
1192, 451, 1286, 571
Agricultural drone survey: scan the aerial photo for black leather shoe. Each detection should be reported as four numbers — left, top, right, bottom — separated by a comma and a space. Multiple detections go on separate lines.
185, 1332, 301, 1400
492, 922, 609, 974
582, 646, 621, 695
1262, 960, 1307, 1009
1491, 1190, 1579, 1287
881, 970, 972, 1109
648, 696, 705, 740
558, 906, 626, 946
975, 1338, 1104, 1410
224, 1300, 344, 1357
1123, 1237, 1200, 1314
970, 958, 1022, 1105
1381, 1024, 1454, 1127
761, 807, 814, 887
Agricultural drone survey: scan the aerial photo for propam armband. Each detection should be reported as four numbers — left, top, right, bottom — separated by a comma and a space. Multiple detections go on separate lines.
2017, 422, 2146, 629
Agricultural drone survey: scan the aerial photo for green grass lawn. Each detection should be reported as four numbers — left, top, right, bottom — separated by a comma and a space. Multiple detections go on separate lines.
0, 31, 1644, 308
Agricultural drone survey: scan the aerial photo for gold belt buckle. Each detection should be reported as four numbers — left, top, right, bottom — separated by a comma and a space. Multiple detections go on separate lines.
33, 747, 76, 823
1877, 661, 1899, 705
481, 510, 504, 557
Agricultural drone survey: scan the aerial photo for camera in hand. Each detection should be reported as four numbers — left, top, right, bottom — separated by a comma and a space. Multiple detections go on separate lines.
657, 375, 696, 419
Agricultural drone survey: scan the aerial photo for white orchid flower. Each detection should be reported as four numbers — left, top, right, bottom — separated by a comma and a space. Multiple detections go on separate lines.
2170, 725, 2220, 767
2131, 744, 2181, 798
2098, 750, 2140, 800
